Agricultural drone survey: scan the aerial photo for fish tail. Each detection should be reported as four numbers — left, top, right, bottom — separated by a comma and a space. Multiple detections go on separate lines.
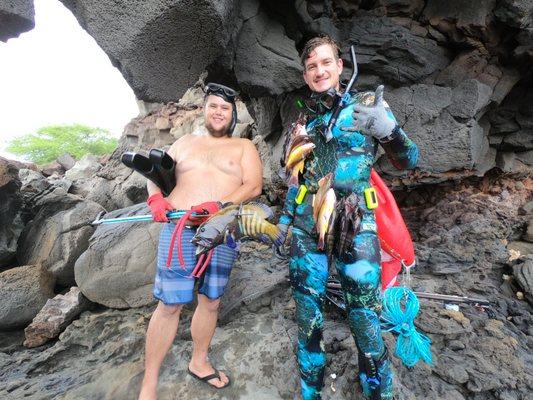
263, 222, 283, 246
317, 235, 325, 250
288, 171, 299, 187
273, 225, 284, 247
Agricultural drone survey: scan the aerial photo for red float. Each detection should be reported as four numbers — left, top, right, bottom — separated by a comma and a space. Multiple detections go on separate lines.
370, 169, 415, 290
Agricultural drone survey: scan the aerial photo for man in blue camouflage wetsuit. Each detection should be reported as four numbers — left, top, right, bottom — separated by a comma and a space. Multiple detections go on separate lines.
277, 36, 419, 399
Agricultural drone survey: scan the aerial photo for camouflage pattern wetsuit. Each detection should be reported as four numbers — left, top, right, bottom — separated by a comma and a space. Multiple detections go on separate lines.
279, 91, 419, 400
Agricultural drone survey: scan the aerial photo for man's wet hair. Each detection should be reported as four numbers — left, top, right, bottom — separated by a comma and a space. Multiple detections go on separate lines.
300, 34, 341, 67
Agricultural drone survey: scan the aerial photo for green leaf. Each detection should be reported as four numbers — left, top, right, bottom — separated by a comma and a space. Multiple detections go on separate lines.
6, 124, 118, 165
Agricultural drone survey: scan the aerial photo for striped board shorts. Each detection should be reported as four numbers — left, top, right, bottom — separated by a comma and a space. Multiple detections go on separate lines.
153, 222, 238, 305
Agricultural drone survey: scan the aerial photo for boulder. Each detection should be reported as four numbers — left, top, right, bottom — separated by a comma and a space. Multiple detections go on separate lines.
18, 188, 105, 286
19, 168, 50, 198
524, 219, 533, 242
41, 160, 65, 177
0, 0, 34, 42
338, 15, 451, 86
502, 130, 533, 151
24, 287, 91, 348
507, 240, 533, 257
247, 96, 283, 142
234, 9, 302, 96
0, 157, 25, 267
74, 203, 160, 308
232, 100, 254, 138
378, 84, 487, 175
496, 151, 517, 172
85, 173, 147, 211
381, 0, 425, 17
447, 79, 493, 119
60, 0, 238, 102
64, 154, 101, 181
252, 135, 278, 196
495, 0, 533, 28
0, 265, 55, 331
422, 0, 496, 39
56, 154, 76, 171
512, 256, 533, 303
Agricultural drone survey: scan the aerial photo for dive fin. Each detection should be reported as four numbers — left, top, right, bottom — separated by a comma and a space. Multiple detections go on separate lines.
149, 149, 177, 196
121, 152, 169, 195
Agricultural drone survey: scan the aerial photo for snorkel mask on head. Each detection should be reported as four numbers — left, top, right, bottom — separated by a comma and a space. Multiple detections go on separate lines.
204, 82, 239, 135
300, 88, 341, 115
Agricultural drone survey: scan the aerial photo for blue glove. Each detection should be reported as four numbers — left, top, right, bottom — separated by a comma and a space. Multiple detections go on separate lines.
351, 85, 398, 141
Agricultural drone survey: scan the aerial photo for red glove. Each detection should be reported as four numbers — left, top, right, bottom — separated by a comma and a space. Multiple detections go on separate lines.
188, 201, 222, 224
147, 193, 174, 222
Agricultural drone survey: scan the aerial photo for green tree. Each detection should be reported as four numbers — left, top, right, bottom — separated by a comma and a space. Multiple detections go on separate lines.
6, 124, 118, 165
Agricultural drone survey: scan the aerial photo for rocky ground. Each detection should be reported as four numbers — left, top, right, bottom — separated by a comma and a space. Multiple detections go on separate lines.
1, 174, 531, 400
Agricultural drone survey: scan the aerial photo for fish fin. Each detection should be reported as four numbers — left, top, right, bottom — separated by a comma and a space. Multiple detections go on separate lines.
288, 170, 299, 187
257, 233, 271, 244
261, 221, 283, 246
288, 160, 304, 187
245, 202, 274, 219
317, 236, 325, 250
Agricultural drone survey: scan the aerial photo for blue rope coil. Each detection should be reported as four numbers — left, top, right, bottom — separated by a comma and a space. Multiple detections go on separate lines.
381, 286, 433, 368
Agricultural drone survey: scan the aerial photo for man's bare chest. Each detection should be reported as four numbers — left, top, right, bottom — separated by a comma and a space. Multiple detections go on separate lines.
178, 144, 242, 175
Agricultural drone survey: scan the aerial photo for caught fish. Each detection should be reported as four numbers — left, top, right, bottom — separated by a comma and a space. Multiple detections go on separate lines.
280, 114, 314, 186
289, 159, 305, 187
281, 114, 309, 168
191, 202, 284, 256
317, 188, 336, 250
334, 193, 363, 262
284, 128, 312, 166
324, 202, 338, 262
286, 142, 315, 172
313, 173, 333, 223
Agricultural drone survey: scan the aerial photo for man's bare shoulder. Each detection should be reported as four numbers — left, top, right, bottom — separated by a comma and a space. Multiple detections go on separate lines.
229, 136, 256, 148
168, 134, 195, 157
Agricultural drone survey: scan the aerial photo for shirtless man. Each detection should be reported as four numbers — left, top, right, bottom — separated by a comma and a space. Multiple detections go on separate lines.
138, 83, 262, 399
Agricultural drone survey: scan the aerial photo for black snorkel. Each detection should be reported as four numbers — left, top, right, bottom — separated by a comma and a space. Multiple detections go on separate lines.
323, 44, 358, 142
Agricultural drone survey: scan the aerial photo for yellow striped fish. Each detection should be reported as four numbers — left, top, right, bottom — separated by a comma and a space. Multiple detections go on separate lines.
191, 202, 284, 256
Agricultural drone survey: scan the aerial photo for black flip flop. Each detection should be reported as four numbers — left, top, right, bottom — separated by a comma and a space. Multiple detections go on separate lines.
187, 367, 231, 389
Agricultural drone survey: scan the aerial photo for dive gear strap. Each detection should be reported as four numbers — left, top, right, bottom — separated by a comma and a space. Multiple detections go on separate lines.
295, 184, 308, 205
364, 187, 379, 210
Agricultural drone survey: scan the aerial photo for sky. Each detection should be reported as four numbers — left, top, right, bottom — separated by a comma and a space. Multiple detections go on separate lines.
0, 0, 138, 159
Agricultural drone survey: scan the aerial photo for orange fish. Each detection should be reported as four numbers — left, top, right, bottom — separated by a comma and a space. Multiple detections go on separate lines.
285, 142, 315, 172
317, 188, 336, 250
312, 173, 333, 223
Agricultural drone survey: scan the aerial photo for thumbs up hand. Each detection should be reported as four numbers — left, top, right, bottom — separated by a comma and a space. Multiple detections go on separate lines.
351, 85, 398, 141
